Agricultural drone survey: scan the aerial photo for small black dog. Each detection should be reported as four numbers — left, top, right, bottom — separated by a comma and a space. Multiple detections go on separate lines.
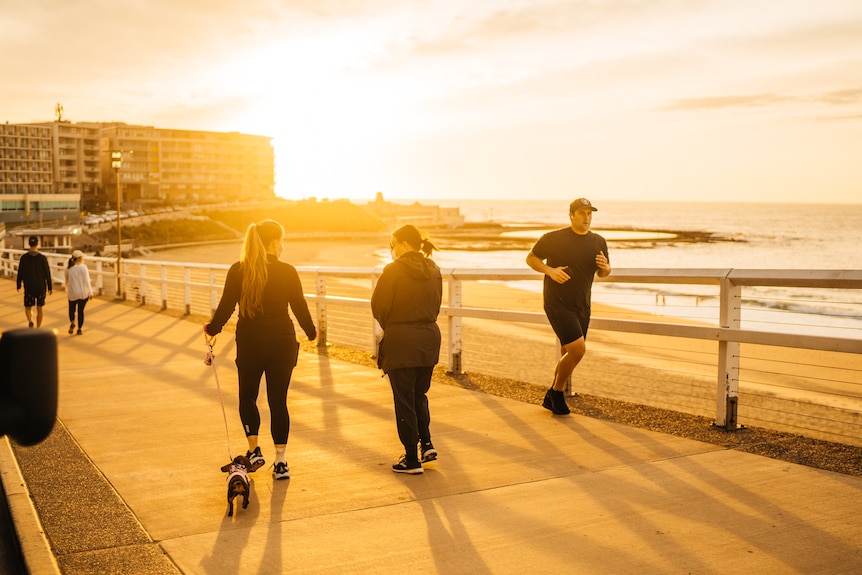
220, 455, 252, 516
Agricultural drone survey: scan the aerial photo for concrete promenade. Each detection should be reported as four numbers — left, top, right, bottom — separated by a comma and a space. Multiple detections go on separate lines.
1, 276, 861, 574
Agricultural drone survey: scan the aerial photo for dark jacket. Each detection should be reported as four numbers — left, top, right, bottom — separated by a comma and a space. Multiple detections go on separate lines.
207, 255, 316, 346
371, 251, 442, 372
16, 251, 52, 295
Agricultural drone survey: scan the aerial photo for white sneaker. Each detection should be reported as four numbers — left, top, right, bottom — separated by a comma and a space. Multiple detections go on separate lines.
246, 447, 265, 472
273, 461, 290, 480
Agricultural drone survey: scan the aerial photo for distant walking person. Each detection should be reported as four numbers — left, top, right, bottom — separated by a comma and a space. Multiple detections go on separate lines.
371, 225, 442, 474
65, 250, 93, 335
205, 220, 316, 480
16, 236, 53, 328
526, 198, 612, 415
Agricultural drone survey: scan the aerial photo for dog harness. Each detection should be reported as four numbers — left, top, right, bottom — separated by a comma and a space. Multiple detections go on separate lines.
227, 462, 249, 483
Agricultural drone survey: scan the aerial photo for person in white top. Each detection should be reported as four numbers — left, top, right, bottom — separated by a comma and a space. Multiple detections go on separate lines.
65, 250, 94, 335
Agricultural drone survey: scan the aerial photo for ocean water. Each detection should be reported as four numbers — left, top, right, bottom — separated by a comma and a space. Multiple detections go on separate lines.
431, 200, 862, 270
410, 200, 862, 338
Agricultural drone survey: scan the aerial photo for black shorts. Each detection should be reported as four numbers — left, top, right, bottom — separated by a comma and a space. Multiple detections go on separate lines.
23, 292, 46, 308
545, 306, 590, 346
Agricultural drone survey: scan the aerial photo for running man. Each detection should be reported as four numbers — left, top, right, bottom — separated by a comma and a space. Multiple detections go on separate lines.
526, 198, 611, 414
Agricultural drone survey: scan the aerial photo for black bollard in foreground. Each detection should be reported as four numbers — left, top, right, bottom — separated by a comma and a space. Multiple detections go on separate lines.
0, 328, 58, 446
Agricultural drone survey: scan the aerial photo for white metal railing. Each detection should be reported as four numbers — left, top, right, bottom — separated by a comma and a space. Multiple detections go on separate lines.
2, 248, 861, 443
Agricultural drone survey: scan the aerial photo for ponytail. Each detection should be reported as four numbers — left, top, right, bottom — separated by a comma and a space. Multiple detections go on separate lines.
392, 224, 437, 257
239, 220, 284, 318
418, 237, 437, 258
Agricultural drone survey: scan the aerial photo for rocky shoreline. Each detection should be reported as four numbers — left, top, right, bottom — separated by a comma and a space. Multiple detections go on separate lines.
75, 207, 731, 256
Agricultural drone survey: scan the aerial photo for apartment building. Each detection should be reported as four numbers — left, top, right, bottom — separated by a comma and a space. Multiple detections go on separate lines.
0, 123, 79, 224
1, 120, 275, 222
31, 121, 102, 198
99, 123, 274, 210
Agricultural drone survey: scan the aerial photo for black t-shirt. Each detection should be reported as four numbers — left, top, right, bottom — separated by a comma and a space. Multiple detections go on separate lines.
16, 251, 52, 295
531, 227, 609, 313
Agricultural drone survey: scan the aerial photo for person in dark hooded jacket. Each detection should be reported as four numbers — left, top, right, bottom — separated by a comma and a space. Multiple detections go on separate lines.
371, 224, 442, 475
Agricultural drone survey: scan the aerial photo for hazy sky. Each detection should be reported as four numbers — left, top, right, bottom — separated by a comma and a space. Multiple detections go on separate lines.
3, 1, 861, 203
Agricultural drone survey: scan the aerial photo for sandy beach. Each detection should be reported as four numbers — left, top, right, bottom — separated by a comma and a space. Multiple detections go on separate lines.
144, 236, 388, 268
140, 238, 862, 449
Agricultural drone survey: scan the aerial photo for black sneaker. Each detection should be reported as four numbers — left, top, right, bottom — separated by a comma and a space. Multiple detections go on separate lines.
550, 389, 571, 414
76, 328, 83, 335
273, 461, 290, 480
246, 447, 265, 472
392, 454, 423, 474
542, 389, 555, 412
69, 323, 75, 334
543, 389, 571, 415
419, 441, 437, 463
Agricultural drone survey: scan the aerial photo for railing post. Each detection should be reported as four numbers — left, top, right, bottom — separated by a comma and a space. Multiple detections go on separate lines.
160, 266, 168, 310
95, 260, 104, 296
140, 264, 147, 305
316, 271, 327, 348
447, 273, 463, 374
118, 256, 126, 301
48, 255, 64, 287
371, 271, 382, 357
716, 273, 741, 429
183, 267, 191, 316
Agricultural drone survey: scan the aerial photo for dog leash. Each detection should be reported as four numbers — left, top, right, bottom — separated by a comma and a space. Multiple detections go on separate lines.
204, 332, 233, 462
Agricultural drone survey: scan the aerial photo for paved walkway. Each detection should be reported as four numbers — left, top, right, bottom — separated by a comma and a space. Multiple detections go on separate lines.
1, 277, 861, 574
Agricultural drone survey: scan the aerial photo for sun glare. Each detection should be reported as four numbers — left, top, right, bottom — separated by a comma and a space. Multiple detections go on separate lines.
210, 36, 428, 200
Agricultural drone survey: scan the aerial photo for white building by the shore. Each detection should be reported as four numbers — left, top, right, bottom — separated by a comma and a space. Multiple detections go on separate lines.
365, 192, 465, 228
9, 226, 81, 254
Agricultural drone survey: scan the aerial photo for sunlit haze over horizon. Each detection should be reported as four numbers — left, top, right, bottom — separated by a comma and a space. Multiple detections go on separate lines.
3, 1, 861, 204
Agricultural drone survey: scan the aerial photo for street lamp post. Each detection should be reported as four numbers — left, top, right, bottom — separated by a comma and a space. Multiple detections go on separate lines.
111, 151, 123, 298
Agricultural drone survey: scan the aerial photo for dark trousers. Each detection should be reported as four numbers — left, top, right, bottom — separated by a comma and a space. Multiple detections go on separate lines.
68, 299, 88, 328
388, 366, 433, 463
235, 339, 298, 445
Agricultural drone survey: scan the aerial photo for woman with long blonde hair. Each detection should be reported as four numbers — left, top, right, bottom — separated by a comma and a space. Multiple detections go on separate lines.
205, 220, 316, 480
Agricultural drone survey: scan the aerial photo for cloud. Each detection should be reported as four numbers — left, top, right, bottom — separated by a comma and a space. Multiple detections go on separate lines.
662, 93, 794, 111
0, 0, 394, 80
394, 0, 680, 67
815, 113, 862, 121
813, 87, 862, 105
720, 15, 862, 61
662, 86, 862, 113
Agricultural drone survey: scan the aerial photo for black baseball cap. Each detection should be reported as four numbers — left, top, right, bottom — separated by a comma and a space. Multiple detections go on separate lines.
570, 198, 597, 213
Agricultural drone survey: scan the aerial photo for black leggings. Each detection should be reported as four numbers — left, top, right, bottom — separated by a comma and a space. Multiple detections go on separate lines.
68, 299, 88, 328
388, 366, 434, 462
235, 339, 298, 445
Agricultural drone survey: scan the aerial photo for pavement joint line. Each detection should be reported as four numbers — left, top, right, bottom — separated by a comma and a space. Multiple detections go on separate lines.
0, 436, 62, 575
